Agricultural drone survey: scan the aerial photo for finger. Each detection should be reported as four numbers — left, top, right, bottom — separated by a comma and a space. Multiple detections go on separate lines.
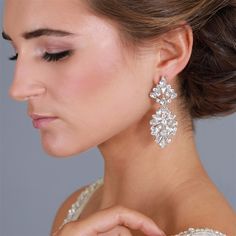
55, 221, 133, 236
77, 205, 166, 236
98, 225, 133, 236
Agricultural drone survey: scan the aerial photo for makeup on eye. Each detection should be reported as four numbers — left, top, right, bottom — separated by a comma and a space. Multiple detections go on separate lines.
8, 50, 73, 62
42, 50, 73, 62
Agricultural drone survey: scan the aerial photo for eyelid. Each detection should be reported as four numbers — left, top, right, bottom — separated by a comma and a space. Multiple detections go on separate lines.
8, 50, 73, 62
42, 50, 72, 62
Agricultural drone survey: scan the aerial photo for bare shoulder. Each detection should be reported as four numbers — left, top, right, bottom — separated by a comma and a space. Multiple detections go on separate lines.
173, 179, 236, 235
50, 185, 88, 235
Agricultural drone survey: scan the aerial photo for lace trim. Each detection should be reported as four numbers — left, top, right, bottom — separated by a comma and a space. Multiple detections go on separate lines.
171, 227, 226, 236
52, 177, 103, 236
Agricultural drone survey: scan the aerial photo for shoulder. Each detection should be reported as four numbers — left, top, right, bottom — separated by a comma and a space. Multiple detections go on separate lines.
50, 185, 88, 235
171, 180, 236, 235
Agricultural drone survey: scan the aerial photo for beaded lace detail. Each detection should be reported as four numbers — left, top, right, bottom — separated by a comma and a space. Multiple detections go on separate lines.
53, 177, 104, 235
54, 178, 227, 236
171, 227, 226, 236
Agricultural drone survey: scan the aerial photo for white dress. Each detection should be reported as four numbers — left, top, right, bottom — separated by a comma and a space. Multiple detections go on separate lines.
55, 178, 227, 236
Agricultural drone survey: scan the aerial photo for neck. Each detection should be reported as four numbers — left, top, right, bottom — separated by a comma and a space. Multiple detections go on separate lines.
97, 108, 207, 218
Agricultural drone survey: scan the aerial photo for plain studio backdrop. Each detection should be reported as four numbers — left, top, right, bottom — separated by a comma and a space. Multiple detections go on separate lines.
0, 1, 235, 236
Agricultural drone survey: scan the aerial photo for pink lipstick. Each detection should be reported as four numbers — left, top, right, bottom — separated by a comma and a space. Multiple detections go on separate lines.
30, 114, 58, 129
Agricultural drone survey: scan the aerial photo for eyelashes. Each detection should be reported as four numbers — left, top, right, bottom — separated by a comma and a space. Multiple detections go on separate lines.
43, 50, 72, 62
9, 54, 18, 61
8, 50, 73, 62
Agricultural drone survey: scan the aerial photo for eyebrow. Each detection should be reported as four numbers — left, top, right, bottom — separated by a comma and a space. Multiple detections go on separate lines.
2, 28, 75, 41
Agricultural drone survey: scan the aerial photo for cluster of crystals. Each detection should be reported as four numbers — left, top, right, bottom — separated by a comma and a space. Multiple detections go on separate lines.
176, 228, 226, 236
150, 76, 177, 106
149, 76, 178, 148
58, 178, 104, 231
150, 107, 178, 148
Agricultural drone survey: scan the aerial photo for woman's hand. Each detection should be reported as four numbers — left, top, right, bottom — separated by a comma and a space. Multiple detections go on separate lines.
54, 205, 166, 236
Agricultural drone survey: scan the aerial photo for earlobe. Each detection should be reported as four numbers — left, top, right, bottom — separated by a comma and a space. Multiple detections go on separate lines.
154, 24, 193, 83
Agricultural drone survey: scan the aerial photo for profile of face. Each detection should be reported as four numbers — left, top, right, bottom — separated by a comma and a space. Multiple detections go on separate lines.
3, 0, 157, 157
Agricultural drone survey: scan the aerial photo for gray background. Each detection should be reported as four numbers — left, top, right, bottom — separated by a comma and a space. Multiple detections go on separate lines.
0, 1, 235, 236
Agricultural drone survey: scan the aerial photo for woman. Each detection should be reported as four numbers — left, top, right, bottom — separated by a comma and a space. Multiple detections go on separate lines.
2, 0, 236, 235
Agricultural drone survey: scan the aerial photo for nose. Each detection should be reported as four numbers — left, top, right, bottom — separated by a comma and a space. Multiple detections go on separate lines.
9, 60, 46, 101
9, 83, 46, 101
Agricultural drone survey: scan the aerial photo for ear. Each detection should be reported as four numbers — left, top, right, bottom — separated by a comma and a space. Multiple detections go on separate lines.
153, 23, 193, 84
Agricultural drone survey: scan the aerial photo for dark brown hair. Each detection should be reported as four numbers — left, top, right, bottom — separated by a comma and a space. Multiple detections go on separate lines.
84, 0, 236, 119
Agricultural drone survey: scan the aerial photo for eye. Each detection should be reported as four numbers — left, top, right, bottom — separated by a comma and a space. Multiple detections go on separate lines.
8, 50, 72, 62
42, 50, 72, 62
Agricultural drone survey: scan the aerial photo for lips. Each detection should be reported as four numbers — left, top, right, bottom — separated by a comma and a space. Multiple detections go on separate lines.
29, 114, 58, 129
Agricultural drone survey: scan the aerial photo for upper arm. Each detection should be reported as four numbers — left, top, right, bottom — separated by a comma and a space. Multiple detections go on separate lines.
50, 186, 87, 236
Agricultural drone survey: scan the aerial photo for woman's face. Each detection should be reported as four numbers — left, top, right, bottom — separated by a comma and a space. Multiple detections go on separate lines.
3, 0, 156, 157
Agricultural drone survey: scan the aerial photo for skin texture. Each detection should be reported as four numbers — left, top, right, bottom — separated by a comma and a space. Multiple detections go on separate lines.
3, 0, 236, 235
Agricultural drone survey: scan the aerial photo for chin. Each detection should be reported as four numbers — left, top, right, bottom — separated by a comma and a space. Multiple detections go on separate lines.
42, 142, 89, 158
43, 145, 88, 158
44, 148, 74, 158
41, 136, 94, 158
40, 128, 111, 157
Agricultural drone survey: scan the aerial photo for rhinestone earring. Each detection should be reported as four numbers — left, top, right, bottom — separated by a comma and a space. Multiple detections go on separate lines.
149, 76, 178, 148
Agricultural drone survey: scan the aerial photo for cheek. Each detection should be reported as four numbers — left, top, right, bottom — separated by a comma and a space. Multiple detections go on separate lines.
66, 61, 115, 97
52, 48, 151, 125
54, 47, 125, 107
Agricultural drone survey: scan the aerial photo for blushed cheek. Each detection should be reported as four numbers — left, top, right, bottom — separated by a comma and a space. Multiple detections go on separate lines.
57, 51, 124, 102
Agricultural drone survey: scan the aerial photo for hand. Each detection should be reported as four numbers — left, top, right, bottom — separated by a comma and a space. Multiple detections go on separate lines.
54, 205, 166, 236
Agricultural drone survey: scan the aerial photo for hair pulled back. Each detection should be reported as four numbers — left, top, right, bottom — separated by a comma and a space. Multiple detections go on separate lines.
85, 0, 236, 119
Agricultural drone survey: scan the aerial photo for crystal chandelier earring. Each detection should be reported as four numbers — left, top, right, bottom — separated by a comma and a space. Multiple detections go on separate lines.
149, 76, 178, 148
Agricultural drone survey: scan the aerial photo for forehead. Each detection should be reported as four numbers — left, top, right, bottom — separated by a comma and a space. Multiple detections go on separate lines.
3, 0, 89, 34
